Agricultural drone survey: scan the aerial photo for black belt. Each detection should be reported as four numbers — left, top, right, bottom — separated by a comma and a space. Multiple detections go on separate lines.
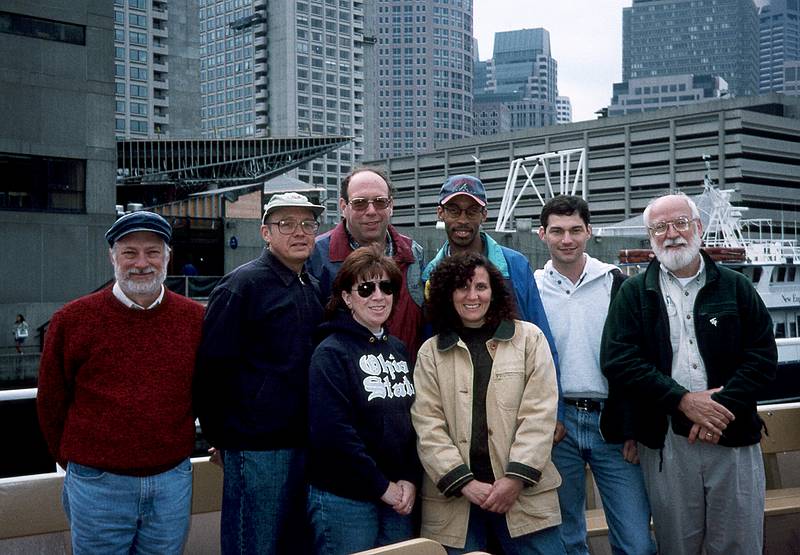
564, 398, 603, 412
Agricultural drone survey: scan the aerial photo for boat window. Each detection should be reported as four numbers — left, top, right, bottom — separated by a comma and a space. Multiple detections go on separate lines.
790, 321, 798, 338
775, 322, 786, 339
773, 267, 787, 283
788, 267, 796, 282
752, 267, 762, 283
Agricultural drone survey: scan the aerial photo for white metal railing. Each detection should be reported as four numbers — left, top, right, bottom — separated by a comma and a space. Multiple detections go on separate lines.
496, 148, 587, 233
0, 387, 36, 401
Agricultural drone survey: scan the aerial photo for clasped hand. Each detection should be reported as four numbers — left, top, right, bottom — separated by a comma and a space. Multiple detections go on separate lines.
678, 387, 735, 444
462, 477, 523, 514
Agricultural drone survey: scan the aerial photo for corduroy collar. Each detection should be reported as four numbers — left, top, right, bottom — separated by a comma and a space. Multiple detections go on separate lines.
436, 319, 515, 351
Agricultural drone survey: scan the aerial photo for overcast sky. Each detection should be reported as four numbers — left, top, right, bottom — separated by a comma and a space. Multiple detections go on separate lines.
473, 0, 767, 123
473, 0, 630, 122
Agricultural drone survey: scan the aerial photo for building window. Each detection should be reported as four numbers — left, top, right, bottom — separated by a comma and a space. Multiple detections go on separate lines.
0, 10, 86, 45
129, 14, 146, 28
129, 120, 148, 133
129, 66, 148, 80
0, 153, 86, 213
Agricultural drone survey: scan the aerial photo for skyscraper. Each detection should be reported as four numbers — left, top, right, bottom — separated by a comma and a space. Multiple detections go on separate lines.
373, 0, 475, 158
622, 0, 759, 97
473, 28, 559, 134
113, 0, 200, 138
759, 0, 800, 93
199, 0, 368, 221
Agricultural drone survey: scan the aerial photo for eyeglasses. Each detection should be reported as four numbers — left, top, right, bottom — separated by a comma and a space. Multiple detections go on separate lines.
648, 217, 694, 236
353, 280, 395, 298
265, 219, 320, 235
348, 197, 392, 211
442, 204, 485, 219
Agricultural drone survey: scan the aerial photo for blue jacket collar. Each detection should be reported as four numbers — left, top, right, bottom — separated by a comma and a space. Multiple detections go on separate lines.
422, 232, 511, 280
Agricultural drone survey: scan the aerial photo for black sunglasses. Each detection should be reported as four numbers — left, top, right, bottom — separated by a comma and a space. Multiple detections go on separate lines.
353, 280, 395, 298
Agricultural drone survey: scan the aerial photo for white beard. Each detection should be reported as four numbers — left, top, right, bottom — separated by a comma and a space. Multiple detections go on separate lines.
114, 262, 167, 297
651, 231, 702, 273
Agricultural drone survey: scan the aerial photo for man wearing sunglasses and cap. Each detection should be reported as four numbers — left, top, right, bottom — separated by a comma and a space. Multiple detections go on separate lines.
195, 191, 325, 554
309, 167, 425, 360
37, 211, 205, 554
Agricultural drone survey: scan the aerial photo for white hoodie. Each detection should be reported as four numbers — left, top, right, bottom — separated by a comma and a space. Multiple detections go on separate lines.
534, 254, 619, 398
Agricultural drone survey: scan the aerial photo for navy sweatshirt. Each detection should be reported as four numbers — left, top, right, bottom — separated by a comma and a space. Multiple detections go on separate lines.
308, 310, 421, 501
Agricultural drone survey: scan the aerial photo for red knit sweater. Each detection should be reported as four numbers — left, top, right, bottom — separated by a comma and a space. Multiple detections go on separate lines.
37, 287, 205, 474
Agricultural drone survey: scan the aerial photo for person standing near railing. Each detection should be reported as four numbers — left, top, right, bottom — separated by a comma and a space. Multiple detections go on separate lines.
12, 314, 28, 354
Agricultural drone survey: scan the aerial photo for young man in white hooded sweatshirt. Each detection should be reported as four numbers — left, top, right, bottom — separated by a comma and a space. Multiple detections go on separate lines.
535, 195, 655, 555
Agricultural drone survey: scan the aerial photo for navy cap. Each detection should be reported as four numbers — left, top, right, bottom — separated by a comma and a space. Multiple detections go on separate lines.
105, 211, 172, 246
439, 175, 487, 206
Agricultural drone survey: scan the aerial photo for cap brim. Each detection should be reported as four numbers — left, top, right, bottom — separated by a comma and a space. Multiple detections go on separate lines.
263, 204, 325, 220
440, 192, 487, 207
109, 227, 171, 245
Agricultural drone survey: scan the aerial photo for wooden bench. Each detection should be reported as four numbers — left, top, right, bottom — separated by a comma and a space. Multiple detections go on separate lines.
0, 457, 223, 553
353, 537, 446, 555
585, 403, 800, 550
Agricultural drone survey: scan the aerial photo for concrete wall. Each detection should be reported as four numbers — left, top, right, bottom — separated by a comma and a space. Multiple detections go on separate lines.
167, 0, 201, 137
0, 1, 117, 350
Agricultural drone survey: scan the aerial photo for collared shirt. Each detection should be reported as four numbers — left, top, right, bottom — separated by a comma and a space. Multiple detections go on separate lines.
658, 257, 707, 392
345, 224, 395, 257
112, 282, 165, 310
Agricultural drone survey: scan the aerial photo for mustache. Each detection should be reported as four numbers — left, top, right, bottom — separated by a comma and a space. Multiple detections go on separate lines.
127, 267, 156, 276
662, 237, 688, 247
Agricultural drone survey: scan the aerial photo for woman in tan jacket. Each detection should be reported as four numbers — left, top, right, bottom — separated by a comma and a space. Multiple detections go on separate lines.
411, 252, 564, 554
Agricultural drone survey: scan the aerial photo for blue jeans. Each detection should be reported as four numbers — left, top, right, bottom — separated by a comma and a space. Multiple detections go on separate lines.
308, 485, 415, 555
552, 404, 655, 555
62, 458, 192, 555
221, 448, 307, 555
445, 505, 564, 555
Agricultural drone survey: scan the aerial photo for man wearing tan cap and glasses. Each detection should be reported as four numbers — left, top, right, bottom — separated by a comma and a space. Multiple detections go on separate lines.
195, 192, 325, 555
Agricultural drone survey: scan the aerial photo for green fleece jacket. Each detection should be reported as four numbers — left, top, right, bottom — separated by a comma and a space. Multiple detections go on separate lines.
600, 251, 777, 449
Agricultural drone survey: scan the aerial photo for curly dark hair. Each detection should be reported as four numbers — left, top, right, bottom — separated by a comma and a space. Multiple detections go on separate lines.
426, 252, 517, 333
325, 245, 403, 320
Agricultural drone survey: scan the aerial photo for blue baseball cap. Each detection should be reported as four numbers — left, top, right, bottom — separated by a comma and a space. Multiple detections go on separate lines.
439, 175, 487, 207
105, 211, 172, 246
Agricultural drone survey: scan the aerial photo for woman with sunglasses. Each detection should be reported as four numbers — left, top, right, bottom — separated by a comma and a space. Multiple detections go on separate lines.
307, 246, 420, 555
412, 252, 564, 555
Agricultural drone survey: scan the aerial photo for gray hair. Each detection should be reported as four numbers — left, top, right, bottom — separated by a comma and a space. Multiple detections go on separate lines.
642, 192, 700, 227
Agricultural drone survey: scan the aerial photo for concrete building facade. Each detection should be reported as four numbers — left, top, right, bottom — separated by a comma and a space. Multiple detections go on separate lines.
113, 0, 201, 138
373, 0, 475, 158
784, 60, 800, 94
556, 96, 572, 124
759, 0, 800, 93
373, 95, 800, 243
0, 1, 117, 350
622, 0, 760, 98
199, 0, 366, 222
609, 74, 729, 116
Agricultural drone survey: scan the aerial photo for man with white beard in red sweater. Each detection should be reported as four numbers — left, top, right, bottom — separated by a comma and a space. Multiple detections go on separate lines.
37, 211, 205, 555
